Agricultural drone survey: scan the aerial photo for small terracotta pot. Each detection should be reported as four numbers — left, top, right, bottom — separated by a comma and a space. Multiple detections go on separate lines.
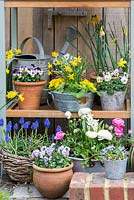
13, 80, 46, 110
33, 163, 73, 199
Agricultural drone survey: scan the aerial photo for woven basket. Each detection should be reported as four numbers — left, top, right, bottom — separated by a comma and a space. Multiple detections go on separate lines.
0, 150, 34, 183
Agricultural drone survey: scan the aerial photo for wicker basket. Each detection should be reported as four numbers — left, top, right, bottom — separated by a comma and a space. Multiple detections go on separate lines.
0, 150, 34, 183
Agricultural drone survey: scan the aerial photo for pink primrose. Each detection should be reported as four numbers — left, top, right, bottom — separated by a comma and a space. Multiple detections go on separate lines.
112, 118, 125, 128
114, 126, 124, 138
54, 131, 65, 140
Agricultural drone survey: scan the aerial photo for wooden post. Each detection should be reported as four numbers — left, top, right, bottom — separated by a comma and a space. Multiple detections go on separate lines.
0, 0, 6, 131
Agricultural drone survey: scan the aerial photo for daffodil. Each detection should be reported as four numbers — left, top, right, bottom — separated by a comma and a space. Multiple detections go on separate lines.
6, 91, 18, 99
100, 26, 105, 37
118, 58, 127, 67
48, 62, 53, 69
18, 94, 24, 102
70, 60, 78, 67
51, 51, 59, 58
14, 48, 21, 55
88, 15, 100, 26
123, 28, 127, 36
48, 70, 52, 76
68, 74, 74, 80
64, 66, 73, 73
6, 68, 10, 74
75, 56, 82, 63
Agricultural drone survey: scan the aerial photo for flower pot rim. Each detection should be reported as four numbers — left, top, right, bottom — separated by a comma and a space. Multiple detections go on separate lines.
104, 157, 128, 162
33, 162, 73, 172
12, 80, 47, 86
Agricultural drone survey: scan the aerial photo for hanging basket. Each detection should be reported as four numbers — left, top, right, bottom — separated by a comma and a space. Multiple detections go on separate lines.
0, 150, 34, 183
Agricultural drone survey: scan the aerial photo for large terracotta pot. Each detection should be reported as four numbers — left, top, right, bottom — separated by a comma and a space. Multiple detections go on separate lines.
33, 163, 73, 199
13, 80, 46, 110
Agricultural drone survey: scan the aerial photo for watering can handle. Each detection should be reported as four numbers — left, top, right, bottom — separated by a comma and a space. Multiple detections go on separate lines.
19, 37, 45, 59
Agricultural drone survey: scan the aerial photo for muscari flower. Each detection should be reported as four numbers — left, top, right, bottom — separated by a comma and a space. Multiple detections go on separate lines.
13, 123, 19, 131
0, 118, 4, 126
19, 117, 24, 125
31, 121, 39, 130
22, 121, 30, 131
44, 118, 50, 129
56, 125, 62, 133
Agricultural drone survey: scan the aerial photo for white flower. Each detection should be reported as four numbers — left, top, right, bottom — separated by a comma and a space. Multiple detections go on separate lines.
65, 111, 72, 119
120, 72, 128, 84
86, 131, 98, 138
97, 130, 113, 141
103, 72, 112, 82
63, 53, 70, 60
78, 108, 92, 117
111, 69, 119, 77
96, 76, 103, 83
73, 128, 80, 133
31, 149, 40, 158
90, 119, 99, 132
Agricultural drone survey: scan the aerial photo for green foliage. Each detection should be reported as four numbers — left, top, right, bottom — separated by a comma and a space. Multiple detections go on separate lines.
0, 190, 10, 200
97, 79, 127, 95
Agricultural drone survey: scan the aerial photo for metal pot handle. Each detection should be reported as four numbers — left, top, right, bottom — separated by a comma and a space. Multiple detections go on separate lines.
47, 91, 55, 107
19, 37, 45, 59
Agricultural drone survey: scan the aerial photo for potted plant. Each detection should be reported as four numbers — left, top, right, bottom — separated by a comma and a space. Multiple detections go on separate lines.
0, 117, 50, 183
32, 143, 73, 199
12, 65, 47, 110
48, 52, 100, 112
70, 15, 130, 110
62, 109, 131, 173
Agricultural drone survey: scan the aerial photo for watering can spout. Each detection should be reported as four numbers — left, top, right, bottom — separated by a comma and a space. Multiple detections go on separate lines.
58, 26, 79, 57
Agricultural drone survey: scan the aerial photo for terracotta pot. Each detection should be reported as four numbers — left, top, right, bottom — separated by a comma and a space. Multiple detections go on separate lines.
33, 163, 73, 199
13, 80, 46, 110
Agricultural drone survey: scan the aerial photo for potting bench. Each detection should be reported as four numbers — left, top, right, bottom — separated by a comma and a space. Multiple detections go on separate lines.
0, 0, 133, 126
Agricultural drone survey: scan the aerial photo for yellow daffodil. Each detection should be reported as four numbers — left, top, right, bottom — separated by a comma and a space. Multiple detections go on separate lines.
64, 66, 73, 73
48, 70, 52, 76
75, 56, 82, 63
6, 91, 18, 99
68, 74, 74, 80
14, 48, 21, 55
48, 62, 53, 69
118, 58, 127, 67
70, 60, 78, 67
123, 28, 127, 36
6, 68, 10, 74
111, 39, 115, 46
55, 60, 61, 65
51, 51, 59, 58
18, 94, 24, 102
100, 26, 105, 37
88, 15, 100, 26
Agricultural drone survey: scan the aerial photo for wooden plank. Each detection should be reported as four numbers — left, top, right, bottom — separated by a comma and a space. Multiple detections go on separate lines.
5, 1, 130, 8
5, 8, 11, 50
18, 8, 33, 53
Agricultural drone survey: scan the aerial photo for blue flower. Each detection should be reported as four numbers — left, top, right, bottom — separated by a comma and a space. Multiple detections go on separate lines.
0, 118, 4, 126
56, 125, 62, 133
34, 118, 40, 124
22, 121, 30, 131
13, 123, 19, 131
7, 121, 12, 127
5, 133, 10, 143
6, 124, 12, 134
31, 121, 39, 130
19, 117, 24, 125
44, 118, 50, 129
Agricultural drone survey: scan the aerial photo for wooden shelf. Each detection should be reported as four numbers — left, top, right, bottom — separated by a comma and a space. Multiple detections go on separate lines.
6, 99, 130, 118
4, 0, 130, 8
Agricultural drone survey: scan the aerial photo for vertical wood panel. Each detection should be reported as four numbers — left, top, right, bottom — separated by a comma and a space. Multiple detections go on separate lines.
18, 8, 33, 53
5, 8, 11, 50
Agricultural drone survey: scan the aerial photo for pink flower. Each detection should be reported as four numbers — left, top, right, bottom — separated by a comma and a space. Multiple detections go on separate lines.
114, 126, 124, 137
128, 129, 133, 134
112, 118, 125, 128
54, 131, 65, 140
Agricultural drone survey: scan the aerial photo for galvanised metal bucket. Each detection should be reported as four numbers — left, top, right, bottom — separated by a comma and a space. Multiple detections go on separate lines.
12, 37, 51, 104
100, 90, 126, 111
104, 158, 128, 180
50, 91, 94, 112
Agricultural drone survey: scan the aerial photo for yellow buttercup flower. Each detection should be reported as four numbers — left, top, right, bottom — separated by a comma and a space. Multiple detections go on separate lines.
49, 78, 64, 89
118, 58, 127, 67
6, 91, 18, 99
18, 94, 24, 102
48, 62, 53, 69
68, 74, 74, 80
70, 60, 78, 67
100, 26, 105, 37
80, 79, 97, 91
6, 68, 10, 74
51, 51, 59, 58
64, 66, 73, 73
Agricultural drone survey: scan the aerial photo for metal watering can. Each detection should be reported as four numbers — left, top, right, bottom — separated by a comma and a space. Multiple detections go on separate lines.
10, 26, 79, 104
